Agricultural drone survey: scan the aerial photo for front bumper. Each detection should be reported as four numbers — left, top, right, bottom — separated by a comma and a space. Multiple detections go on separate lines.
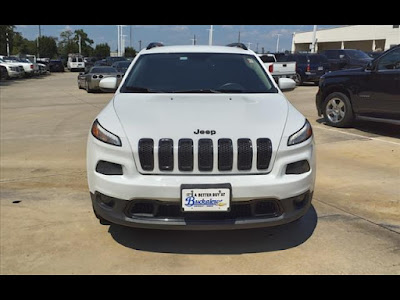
92, 190, 313, 230
7, 70, 23, 78
87, 130, 316, 230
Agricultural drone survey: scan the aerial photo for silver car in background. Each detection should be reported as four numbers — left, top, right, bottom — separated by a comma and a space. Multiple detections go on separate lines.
78, 66, 123, 93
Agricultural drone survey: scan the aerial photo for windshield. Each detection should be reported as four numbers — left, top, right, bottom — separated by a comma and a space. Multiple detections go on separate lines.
121, 53, 277, 93
346, 50, 371, 60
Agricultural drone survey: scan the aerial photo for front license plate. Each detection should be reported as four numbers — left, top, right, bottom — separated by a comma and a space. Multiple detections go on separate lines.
181, 184, 231, 212
318, 66, 323, 70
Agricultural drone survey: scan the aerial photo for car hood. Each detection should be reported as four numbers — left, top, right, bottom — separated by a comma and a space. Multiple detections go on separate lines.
113, 93, 289, 174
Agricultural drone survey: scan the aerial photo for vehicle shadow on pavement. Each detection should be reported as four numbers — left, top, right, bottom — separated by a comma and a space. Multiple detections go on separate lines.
316, 118, 400, 139
108, 205, 318, 254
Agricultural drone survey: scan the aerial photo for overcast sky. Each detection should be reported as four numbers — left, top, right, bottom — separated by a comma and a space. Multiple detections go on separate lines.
15, 25, 340, 53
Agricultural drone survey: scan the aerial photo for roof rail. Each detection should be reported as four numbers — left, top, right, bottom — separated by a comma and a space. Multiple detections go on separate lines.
146, 42, 164, 50
226, 43, 248, 50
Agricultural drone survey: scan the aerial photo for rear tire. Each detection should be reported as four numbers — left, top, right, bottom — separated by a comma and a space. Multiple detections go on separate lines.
322, 92, 354, 127
294, 73, 303, 86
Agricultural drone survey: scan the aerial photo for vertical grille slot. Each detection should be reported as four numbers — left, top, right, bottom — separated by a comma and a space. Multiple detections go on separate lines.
218, 139, 233, 171
138, 139, 154, 171
178, 139, 193, 171
198, 139, 213, 171
257, 138, 272, 170
158, 139, 174, 171
237, 138, 253, 170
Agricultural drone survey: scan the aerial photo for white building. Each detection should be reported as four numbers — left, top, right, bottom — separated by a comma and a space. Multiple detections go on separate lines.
292, 25, 400, 53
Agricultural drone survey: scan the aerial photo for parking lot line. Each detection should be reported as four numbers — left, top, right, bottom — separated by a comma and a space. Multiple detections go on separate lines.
313, 124, 400, 146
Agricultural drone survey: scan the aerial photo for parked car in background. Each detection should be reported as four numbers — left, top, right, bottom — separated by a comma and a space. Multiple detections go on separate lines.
48, 60, 65, 72
320, 49, 372, 71
279, 53, 329, 85
94, 59, 108, 66
67, 54, 85, 72
105, 56, 127, 66
84, 57, 98, 72
0, 58, 24, 79
0, 56, 34, 77
316, 45, 400, 127
37, 62, 49, 74
258, 53, 296, 83
77, 66, 123, 93
111, 61, 131, 74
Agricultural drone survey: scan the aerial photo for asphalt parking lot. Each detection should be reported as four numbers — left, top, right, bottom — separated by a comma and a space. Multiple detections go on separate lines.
1, 72, 399, 275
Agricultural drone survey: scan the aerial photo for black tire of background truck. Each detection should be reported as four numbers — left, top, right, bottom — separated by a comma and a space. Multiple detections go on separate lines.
295, 73, 303, 85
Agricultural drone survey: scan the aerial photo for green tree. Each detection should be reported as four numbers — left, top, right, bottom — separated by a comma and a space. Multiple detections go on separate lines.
58, 29, 78, 58
124, 47, 137, 58
93, 43, 110, 59
73, 29, 94, 57
38, 36, 58, 58
11, 32, 30, 55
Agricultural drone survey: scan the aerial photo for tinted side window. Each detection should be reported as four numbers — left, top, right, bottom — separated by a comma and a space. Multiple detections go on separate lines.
377, 48, 400, 70
309, 55, 327, 64
324, 50, 339, 59
295, 55, 307, 64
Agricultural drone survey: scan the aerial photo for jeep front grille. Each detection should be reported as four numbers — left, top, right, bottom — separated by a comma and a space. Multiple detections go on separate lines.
137, 138, 272, 174
198, 139, 213, 171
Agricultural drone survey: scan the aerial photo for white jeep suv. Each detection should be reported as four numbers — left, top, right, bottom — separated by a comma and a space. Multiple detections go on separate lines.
87, 43, 316, 230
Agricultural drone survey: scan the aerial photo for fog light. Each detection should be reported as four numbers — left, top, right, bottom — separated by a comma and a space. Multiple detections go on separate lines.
286, 160, 310, 175
96, 161, 123, 175
292, 192, 310, 209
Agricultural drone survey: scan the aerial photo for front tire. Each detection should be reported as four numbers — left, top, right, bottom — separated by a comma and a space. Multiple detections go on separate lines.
86, 81, 94, 93
322, 92, 354, 127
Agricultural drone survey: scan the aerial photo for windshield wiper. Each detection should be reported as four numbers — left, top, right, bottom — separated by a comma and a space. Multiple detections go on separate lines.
214, 89, 244, 93
124, 86, 163, 93
172, 89, 221, 93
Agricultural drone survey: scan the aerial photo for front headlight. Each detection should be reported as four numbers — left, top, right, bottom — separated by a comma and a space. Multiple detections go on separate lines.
287, 120, 313, 146
91, 119, 122, 146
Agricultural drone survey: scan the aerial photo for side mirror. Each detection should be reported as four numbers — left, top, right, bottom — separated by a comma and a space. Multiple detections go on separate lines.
365, 61, 374, 71
278, 78, 296, 91
99, 77, 117, 92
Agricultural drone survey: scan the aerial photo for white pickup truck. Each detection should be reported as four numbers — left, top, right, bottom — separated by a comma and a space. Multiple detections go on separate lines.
258, 54, 296, 83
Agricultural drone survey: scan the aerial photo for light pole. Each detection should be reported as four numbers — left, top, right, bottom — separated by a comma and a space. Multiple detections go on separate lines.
117, 25, 120, 56
122, 35, 127, 56
78, 35, 82, 55
207, 25, 214, 45
6, 32, 10, 56
191, 34, 197, 45
275, 34, 281, 53
247, 42, 252, 50
311, 25, 317, 53
120, 25, 128, 56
